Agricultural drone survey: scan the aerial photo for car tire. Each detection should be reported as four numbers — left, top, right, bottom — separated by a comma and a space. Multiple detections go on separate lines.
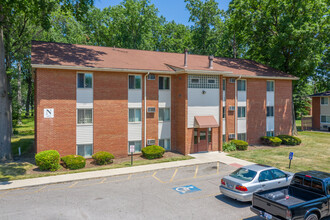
305, 213, 319, 220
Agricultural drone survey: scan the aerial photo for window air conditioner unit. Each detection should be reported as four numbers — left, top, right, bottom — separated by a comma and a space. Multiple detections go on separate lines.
229, 134, 235, 139
147, 139, 156, 146
147, 74, 156, 80
147, 107, 156, 113
229, 78, 236, 83
229, 106, 235, 111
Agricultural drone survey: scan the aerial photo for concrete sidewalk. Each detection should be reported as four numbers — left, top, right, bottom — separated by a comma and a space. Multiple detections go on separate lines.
0, 152, 254, 191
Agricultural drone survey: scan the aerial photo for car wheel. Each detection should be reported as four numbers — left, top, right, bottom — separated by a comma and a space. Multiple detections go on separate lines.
305, 213, 319, 220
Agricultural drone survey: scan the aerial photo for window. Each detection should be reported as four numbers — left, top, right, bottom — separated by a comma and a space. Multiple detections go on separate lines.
321, 97, 328, 105
267, 81, 274, 92
129, 109, 141, 122
188, 75, 219, 88
237, 107, 246, 118
223, 106, 226, 118
259, 170, 274, 182
159, 76, 170, 90
128, 141, 142, 153
191, 78, 199, 84
77, 73, 92, 88
208, 128, 212, 143
222, 134, 226, 143
230, 168, 257, 181
267, 106, 274, 117
129, 75, 141, 89
159, 108, 170, 122
223, 79, 226, 91
237, 133, 246, 141
77, 109, 93, 124
321, 115, 330, 123
194, 129, 198, 144
266, 131, 274, 137
77, 144, 93, 157
200, 131, 206, 140
159, 139, 171, 150
147, 74, 155, 80
270, 169, 287, 179
237, 80, 246, 91
208, 79, 216, 84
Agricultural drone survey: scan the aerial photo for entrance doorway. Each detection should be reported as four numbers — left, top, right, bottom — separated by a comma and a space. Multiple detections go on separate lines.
193, 128, 211, 152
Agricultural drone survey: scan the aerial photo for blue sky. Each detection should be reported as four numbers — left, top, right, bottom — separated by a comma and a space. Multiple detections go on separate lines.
94, 0, 231, 25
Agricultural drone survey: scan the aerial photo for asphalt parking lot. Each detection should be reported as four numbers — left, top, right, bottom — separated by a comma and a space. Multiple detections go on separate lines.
0, 162, 263, 220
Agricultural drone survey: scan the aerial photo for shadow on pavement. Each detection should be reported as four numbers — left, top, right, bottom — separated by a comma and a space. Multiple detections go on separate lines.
215, 194, 251, 208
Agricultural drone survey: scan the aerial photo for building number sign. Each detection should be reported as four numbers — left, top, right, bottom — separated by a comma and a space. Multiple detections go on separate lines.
44, 108, 54, 118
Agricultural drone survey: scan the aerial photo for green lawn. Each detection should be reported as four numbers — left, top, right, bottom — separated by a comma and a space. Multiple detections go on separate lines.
229, 131, 330, 173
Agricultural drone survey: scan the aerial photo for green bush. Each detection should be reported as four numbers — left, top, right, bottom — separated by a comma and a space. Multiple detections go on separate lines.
260, 136, 282, 146
277, 135, 302, 146
223, 142, 237, 152
35, 150, 61, 171
92, 151, 115, 165
142, 145, 165, 159
230, 140, 248, 151
61, 155, 86, 170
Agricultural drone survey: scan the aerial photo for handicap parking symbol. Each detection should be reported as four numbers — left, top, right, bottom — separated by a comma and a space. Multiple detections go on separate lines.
173, 185, 201, 194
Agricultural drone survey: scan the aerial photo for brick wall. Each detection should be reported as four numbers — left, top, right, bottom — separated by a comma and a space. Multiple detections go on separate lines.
312, 97, 320, 130
145, 74, 159, 144
35, 68, 76, 156
226, 78, 235, 139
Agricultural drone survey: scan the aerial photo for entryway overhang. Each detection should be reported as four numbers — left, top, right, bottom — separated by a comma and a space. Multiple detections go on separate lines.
194, 116, 219, 128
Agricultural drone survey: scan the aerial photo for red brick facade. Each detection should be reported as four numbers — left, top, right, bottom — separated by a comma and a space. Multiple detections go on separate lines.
312, 97, 320, 130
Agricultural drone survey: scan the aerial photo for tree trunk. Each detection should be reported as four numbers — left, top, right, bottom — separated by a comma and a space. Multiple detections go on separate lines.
0, 27, 13, 161
25, 75, 32, 117
30, 89, 34, 116
17, 62, 22, 124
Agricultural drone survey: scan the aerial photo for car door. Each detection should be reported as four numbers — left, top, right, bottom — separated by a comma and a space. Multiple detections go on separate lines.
270, 169, 290, 188
258, 170, 277, 191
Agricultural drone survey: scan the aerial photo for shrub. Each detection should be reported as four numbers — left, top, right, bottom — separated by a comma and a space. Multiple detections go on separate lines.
230, 140, 248, 151
260, 136, 282, 146
61, 155, 86, 170
277, 135, 302, 146
223, 142, 237, 152
35, 150, 61, 171
142, 145, 165, 159
92, 151, 115, 165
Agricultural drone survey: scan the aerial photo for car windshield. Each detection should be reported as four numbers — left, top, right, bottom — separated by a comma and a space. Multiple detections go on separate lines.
229, 168, 257, 182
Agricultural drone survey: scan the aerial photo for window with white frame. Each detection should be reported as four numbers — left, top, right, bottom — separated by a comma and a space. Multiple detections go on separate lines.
159, 108, 170, 122
223, 106, 226, 118
321, 97, 328, 105
129, 108, 141, 122
237, 133, 246, 141
188, 75, 219, 88
223, 79, 226, 91
208, 128, 212, 142
77, 73, 92, 88
237, 80, 246, 91
222, 134, 226, 143
128, 75, 141, 89
237, 107, 246, 118
77, 144, 93, 157
267, 81, 274, 92
159, 76, 170, 90
321, 115, 330, 123
128, 141, 142, 153
159, 139, 171, 150
77, 109, 93, 124
266, 131, 274, 137
267, 106, 274, 117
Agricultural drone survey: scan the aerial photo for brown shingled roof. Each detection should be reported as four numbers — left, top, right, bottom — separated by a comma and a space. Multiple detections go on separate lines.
31, 41, 296, 79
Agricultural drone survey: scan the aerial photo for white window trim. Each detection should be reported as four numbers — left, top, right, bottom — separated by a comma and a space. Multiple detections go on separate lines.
159, 76, 171, 90
77, 72, 93, 89
77, 108, 93, 126
321, 97, 329, 106
320, 115, 330, 123
76, 144, 93, 158
128, 74, 142, 90
128, 108, 142, 123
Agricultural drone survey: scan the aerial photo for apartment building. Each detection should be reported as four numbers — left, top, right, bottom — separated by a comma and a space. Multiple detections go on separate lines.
311, 91, 330, 131
32, 41, 297, 157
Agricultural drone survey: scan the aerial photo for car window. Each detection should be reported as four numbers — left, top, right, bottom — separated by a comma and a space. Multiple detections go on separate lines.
229, 168, 257, 182
259, 170, 274, 182
270, 169, 287, 179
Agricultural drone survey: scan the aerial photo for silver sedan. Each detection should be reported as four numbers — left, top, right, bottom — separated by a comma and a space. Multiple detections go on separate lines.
219, 164, 293, 202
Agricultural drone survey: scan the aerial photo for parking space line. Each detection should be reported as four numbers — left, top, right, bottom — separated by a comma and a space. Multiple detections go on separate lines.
152, 171, 166, 184
170, 168, 178, 182
68, 182, 78, 188
194, 165, 199, 178
35, 186, 47, 192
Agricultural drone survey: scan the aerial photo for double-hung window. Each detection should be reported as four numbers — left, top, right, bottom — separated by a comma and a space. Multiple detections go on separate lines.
77, 73, 92, 88
321, 97, 328, 105
266, 131, 274, 137
77, 144, 93, 157
129, 109, 141, 122
237, 80, 246, 91
159, 139, 171, 150
128, 141, 142, 153
159, 108, 170, 122
129, 75, 141, 89
267, 106, 274, 117
159, 77, 170, 90
237, 133, 246, 141
321, 115, 330, 123
267, 81, 274, 92
77, 109, 93, 124
223, 79, 226, 91
208, 128, 212, 142
223, 106, 226, 118
237, 107, 246, 118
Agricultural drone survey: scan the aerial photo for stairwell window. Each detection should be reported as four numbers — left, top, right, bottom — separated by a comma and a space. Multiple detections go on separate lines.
77, 73, 92, 88
77, 109, 93, 124
267, 81, 274, 92
77, 144, 93, 157
129, 75, 141, 89
159, 108, 170, 121
237, 80, 246, 91
237, 107, 246, 118
237, 133, 246, 141
266, 131, 274, 137
159, 139, 171, 150
321, 97, 328, 105
129, 108, 141, 122
159, 76, 170, 90
267, 106, 274, 117
128, 141, 142, 153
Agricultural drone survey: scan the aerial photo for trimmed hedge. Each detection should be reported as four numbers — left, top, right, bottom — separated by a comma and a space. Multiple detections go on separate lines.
277, 135, 301, 146
223, 142, 237, 152
92, 151, 115, 165
142, 145, 165, 159
35, 150, 61, 171
260, 136, 282, 146
61, 155, 86, 170
230, 140, 248, 150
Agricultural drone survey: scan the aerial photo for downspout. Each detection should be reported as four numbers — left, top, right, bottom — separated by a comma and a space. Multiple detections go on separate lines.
144, 72, 150, 147
235, 76, 242, 139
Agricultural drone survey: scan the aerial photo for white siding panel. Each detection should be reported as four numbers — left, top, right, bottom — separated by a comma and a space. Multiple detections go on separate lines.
128, 123, 142, 141
321, 105, 330, 115
159, 90, 171, 107
187, 106, 219, 128
237, 119, 246, 133
128, 89, 142, 108
222, 119, 226, 134
237, 91, 246, 102
266, 117, 275, 131
267, 92, 275, 106
188, 88, 219, 107
76, 125, 93, 144
77, 89, 93, 108
223, 91, 226, 102
158, 122, 171, 139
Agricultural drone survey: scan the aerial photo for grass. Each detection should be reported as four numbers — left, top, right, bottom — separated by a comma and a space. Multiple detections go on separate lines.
229, 131, 330, 173
11, 117, 35, 156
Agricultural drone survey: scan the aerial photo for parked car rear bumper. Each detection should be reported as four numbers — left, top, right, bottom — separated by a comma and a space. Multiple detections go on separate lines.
219, 185, 252, 202
250, 206, 283, 220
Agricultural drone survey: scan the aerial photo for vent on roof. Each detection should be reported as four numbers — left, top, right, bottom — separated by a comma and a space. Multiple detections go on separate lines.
229, 134, 235, 139
229, 106, 235, 111
147, 74, 155, 80
147, 107, 156, 113
147, 139, 156, 146
229, 78, 236, 83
